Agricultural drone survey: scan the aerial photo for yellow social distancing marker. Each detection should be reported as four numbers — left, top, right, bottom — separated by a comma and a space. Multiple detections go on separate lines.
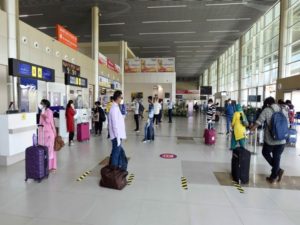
232, 181, 245, 193
76, 170, 92, 182
181, 177, 188, 190
127, 174, 135, 185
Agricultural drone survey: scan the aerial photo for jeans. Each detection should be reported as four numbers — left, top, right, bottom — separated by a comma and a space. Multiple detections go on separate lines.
110, 138, 127, 171
207, 122, 213, 129
226, 116, 233, 133
262, 143, 285, 179
168, 109, 172, 122
144, 118, 154, 141
159, 110, 162, 123
134, 114, 139, 130
154, 114, 159, 125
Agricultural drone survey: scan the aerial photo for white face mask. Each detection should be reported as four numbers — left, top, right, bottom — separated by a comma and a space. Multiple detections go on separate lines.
38, 104, 44, 110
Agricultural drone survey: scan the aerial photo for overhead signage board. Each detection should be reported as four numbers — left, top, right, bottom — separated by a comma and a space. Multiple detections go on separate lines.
158, 58, 175, 72
141, 58, 157, 72
125, 59, 141, 73
56, 24, 78, 50
65, 74, 87, 88
98, 52, 107, 65
62, 60, 80, 76
9, 58, 55, 82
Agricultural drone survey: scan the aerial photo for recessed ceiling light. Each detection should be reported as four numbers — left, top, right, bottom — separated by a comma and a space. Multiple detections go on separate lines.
110, 34, 124, 37
147, 5, 187, 9
204, 45, 228, 47
142, 46, 170, 49
141, 50, 171, 53
142, 20, 192, 24
209, 30, 240, 33
176, 46, 202, 48
196, 50, 217, 53
100, 22, 125, 26
206, 2, 248, 6
174, 40, 218, 43
19, 13, 44, 18
37, 26, 56, 30
207, 18, 251, 22
140, 31, 196, 35
176, 50, 194, 53
129, 47, 140, 49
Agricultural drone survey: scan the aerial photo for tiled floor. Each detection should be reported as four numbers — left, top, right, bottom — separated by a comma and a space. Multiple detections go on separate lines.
1, 113, 300, 225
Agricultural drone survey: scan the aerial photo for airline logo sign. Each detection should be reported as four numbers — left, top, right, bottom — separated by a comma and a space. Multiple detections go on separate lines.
56, 24, 78, 50
98, 52, 107, 65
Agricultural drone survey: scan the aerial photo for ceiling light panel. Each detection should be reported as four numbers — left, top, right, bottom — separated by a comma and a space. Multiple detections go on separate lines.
174, 40, 218, 43
207, 18, 251, 22
142, 46, 170, 49
19, 13, 44, 18
141, 50, 171, 53
209, 30, 240, 33
139, 31, 196, 35
142, 20, 192, 24
206, 2, 248, 6
147, 5, 187, 9
101, 22, 125, 26
110, 34, 124, 36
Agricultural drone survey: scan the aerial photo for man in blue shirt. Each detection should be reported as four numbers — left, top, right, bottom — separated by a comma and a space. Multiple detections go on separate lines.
225, 99, 235, 135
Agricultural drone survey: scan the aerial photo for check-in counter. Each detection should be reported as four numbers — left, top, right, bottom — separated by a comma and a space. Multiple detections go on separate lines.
0, 113, 36, 166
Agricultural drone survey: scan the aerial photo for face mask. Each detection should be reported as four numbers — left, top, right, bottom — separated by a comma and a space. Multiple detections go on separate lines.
38, 104, 44, 110
120, 100, 124, 104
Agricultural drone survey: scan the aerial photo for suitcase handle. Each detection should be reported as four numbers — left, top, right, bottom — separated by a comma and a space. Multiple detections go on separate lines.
37, 124, 45, 146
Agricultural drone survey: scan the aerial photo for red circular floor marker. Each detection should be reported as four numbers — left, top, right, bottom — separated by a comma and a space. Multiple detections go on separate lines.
160, 153, 177, 159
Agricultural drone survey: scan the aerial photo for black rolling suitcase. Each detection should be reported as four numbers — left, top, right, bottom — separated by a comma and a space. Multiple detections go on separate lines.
231, 147, 251, 184
25, 125, 49, 183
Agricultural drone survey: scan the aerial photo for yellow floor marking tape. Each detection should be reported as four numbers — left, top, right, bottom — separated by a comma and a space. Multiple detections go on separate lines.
232, 181, 245, 193
127, 174, 135, 185
181, 177, 188, 190
76, 170, 92, 182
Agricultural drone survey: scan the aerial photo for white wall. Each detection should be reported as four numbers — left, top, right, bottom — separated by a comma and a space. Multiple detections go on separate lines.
124, 72, 176, 104
0, 10, 8, 112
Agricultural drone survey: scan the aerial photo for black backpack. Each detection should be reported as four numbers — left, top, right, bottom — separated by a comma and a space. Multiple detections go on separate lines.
139, 103, 145, 114
100, 108, 106, 122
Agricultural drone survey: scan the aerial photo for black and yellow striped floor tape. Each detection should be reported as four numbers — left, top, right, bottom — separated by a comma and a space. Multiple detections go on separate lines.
232, 181, 245, 193
127, 173, 135, 185
181, 177, 188, 190
76, 170, 92, 182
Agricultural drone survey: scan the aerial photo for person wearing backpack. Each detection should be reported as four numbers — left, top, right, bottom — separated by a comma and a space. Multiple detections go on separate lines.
225, 99, 235, 135
230, 104, 248, 150
250, 97, 289, 184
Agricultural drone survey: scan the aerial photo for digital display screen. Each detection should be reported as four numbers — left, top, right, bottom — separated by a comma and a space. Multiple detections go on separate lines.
9, 58, 55, 82
200, 86, 212, 95
65, 74, 88, 88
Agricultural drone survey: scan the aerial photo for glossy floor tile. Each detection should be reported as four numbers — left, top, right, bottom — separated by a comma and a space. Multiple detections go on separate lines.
0, 114, 300, 225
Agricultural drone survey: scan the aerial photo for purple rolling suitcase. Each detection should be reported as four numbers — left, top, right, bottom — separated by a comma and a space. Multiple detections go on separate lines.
25, 125, 49, 183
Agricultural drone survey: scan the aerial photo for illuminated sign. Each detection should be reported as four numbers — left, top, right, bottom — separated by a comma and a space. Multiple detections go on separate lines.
65, 74, 88, 88
9, 58, 55, 82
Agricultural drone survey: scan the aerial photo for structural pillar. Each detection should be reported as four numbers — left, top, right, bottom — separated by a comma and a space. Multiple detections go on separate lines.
92, 6, 99, 101
237, 37, 243, 103
3, 0, 19, 109
278, 0, 288, 79
120, 41, 126, 94
216, 59, 220, 93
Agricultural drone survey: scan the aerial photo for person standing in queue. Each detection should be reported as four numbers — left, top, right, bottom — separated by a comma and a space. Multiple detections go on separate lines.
167, 99, 173, 123
109, 91, 127, 170
158, 99, 163, 123
66, 100, 76, 146
94, 101, 105, 135
206, 99, 216, 129
38, 99, 57, 172
250, 97, 289, 184
133, 98, 140, 132
143, 96, 154, 143
106, 96, 114, 139
230, 104, 248, 150
225, 98, 235, 135
153, 97, 161, 126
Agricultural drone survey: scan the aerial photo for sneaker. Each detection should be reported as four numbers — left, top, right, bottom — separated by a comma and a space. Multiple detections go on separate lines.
136, 130, 140, 133
266, 177, 276, 184
142, 139, 149, 143
277, 169, 284, 182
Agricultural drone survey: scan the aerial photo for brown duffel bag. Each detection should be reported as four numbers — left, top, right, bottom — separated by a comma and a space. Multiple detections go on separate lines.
99, 165, 128, 190
54, 136, 65, 151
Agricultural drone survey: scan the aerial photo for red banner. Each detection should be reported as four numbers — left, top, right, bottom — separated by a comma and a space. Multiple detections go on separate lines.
107, 59, 116, 71
56, 24, 78, 50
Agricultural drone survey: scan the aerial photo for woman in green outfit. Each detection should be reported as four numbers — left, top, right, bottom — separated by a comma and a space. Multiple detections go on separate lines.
231, 104, 248, 150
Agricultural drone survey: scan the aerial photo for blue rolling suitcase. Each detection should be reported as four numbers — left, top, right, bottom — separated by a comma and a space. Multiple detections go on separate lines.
287, 128, 297, 147
25, 125, 49, 183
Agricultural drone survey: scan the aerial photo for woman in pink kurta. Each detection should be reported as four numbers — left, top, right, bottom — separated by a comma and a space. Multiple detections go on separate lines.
38, 99, 57, 171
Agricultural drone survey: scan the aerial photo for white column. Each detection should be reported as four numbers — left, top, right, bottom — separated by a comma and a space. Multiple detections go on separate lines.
238, 37, 243, 103
120, 41, 126, 94
3, 0, 19, 109
278, 0, 288, 79
92, 6, 99, 101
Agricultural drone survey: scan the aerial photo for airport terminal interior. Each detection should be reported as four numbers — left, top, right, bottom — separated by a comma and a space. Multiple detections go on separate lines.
2, 0, 300, 224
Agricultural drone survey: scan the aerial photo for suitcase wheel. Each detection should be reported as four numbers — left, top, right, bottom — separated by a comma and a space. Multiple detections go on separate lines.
25, 178, 28, 182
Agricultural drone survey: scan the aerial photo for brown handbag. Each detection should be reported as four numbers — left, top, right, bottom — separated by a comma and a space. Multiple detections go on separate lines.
99, 165, 128, 190
54, 136, 65, 151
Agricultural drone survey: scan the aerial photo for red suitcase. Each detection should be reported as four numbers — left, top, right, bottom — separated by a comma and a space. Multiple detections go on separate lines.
77, 122, 90, 142
204, 128, 216, 145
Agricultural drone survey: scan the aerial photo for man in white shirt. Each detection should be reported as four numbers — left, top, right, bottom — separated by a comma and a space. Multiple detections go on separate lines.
167, 100, 173, 123
108, 90, 127, 171
153, 98, 161, 125
134, 98, 140, 132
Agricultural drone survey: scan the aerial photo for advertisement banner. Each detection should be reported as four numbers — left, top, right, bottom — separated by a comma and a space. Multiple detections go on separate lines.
56, 24, 78, 50
125, 59, 141, 73
98, 52, 107, 65
176, 90, 199, 94
115, 64, 121, 74
107, 59, 115, 71
141, 58, 158, 72
62, 60, 80, 76
157, 58, 175, 72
